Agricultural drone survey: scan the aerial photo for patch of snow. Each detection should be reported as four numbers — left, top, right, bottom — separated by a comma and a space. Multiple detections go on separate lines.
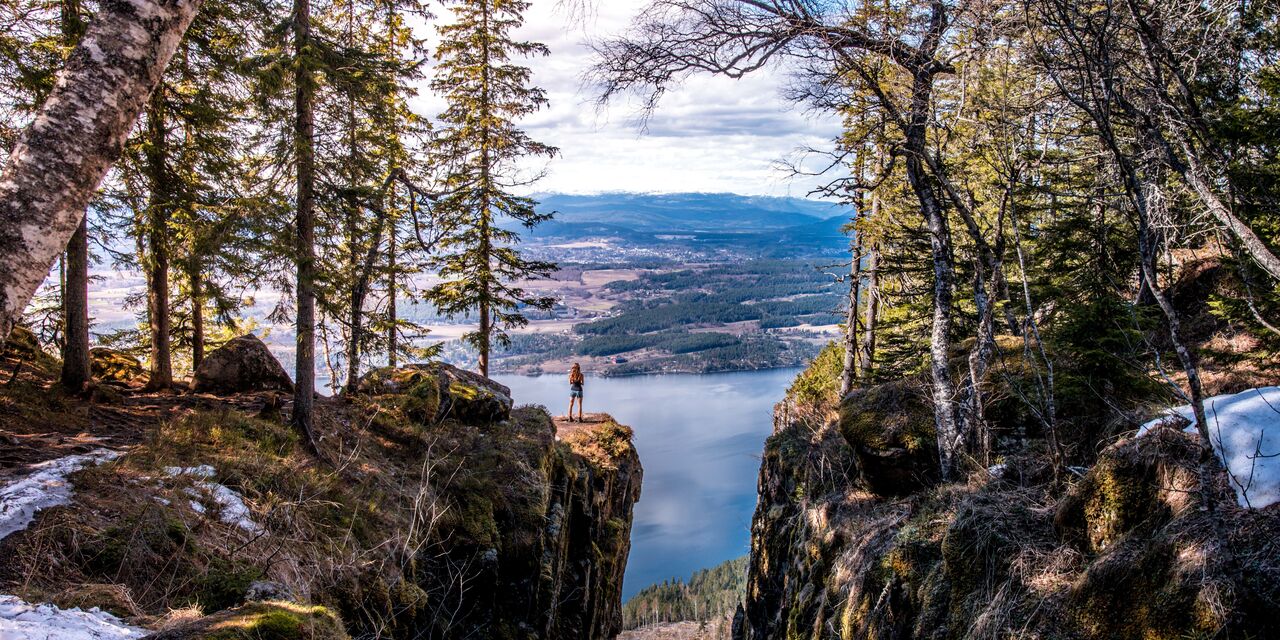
986, 463, 1007, 478
0, 449, 121, 541
165, 466, 261, 534
0, 595, 146, 639
163, 465, 216, 478
1138, 386, 1280, 509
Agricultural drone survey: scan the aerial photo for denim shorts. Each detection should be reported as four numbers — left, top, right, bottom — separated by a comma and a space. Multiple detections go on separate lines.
570, 383, 583, 398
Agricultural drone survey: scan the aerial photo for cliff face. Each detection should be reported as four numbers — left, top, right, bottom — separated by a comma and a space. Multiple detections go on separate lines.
736, 386, 1279, 640
0, 358, 642, 640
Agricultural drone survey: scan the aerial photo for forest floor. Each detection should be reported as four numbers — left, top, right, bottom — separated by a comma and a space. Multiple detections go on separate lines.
0, 349, 319, 480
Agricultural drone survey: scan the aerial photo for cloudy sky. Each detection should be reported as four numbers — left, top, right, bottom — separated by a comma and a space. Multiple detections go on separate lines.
410, 1, 845, 198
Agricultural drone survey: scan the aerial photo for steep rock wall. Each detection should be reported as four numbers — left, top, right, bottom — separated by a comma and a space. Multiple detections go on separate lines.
736, 391, 1279, 640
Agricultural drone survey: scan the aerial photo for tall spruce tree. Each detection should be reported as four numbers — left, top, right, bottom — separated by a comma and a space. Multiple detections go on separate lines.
291, 0, 319, 447
428, 0, 557, 378
314, 0, 430, 393
57, 0, 90, 392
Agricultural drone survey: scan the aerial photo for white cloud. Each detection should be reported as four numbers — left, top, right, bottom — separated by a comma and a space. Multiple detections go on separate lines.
410, 0, 845, 198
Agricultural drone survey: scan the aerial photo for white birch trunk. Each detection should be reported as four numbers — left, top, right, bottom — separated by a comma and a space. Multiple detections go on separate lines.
0, 0, 201, 341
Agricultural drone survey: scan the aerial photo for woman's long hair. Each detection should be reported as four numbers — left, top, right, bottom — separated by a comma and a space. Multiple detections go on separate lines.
570, 363, 584, 384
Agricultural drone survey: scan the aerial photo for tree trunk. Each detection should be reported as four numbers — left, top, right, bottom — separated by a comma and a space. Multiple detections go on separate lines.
387, 207, 397, 369
0, 0, 201, 342
60, 217, 90, 392
57, 0, 90, 394
859, 240, 880, 380
903, 69, 962, 481
478, 285, 491, 378
1176, 146, 1280, 282
144, 86, 173, 390
189, 258, 204, 371
1137, 202, 1210, 445
840, 225, 863, 398
292, 0, 319, 450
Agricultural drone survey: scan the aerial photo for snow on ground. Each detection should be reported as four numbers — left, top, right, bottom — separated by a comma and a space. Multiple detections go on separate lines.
0, 595, 145, 640
165, 466, 263, 534
0, 450, 121, 541
1139, 386, 1280, 509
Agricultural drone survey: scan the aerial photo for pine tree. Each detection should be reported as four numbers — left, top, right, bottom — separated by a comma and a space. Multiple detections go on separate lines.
313, 0, 430, 393
428, 0, 557, 378
291, 0, 320, 448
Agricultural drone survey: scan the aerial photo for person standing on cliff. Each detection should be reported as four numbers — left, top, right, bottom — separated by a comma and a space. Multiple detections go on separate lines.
568, 363, 585, 422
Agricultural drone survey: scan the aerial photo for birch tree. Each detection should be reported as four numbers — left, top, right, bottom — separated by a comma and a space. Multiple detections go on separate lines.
0, 0, 201, 345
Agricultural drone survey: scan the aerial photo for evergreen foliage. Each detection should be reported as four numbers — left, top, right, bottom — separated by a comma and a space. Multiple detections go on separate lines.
622, 556, 747, 630
426, 0, 557, 377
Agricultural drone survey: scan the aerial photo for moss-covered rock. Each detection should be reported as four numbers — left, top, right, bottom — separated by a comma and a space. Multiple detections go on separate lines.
838, 379, 938, 496
352, 362, 512, 425
90, 347, 147, 385
3, 325, 46, 360
143, 601, 349, 640
1055, 426, 1203, 553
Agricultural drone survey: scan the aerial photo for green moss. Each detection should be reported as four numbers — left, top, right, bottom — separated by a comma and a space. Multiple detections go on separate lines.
1080, 456, 1158, 552
170, 602, 348, 640
838, 379, 934, 453
562, 418, 635, 468
195, 558, 265, 613
402, 374, 442, 425
449, 494, 500, 548
787, 341, 844, 410
89, 347, 146, 384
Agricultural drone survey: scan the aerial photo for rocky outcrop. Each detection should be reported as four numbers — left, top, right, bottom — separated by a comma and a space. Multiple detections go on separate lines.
89, 347, 146, 385
737, 385, 1280, 640
192, 334, 294, 394
353, 362, 514, 424
838, 379, 937, 496
332, 407, 642, 639
2, 325, 42, 360
0, 357, 642, 640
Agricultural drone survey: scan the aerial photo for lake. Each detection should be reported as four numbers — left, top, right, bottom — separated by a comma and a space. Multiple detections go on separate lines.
494, 368, 801, 599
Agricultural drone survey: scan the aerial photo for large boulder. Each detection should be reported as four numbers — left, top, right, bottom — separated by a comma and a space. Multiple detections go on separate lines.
354, 363, 513, 425
838, 378, 939, 496
90, 347, 147, 385
192, 335, 294, 395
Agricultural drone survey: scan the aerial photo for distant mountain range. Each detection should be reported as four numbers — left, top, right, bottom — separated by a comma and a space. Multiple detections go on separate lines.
516, 192, 851, 257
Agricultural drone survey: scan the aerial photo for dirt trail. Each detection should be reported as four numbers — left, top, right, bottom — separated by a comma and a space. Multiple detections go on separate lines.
0, 352, 286, 479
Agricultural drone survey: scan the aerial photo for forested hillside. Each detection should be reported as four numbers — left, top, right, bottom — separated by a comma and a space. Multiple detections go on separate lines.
623, 557, 747, 630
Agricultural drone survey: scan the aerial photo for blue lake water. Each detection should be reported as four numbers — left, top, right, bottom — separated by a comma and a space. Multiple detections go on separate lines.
493, 368, 800, 599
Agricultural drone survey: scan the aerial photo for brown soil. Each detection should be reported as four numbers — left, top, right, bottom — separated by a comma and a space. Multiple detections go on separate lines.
0, 350, 306, 480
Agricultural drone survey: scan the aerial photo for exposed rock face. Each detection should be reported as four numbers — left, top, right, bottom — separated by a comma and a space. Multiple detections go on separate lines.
89, 347, 146, 385
192, 335, 294, 394
353, 362, 514, 424
335, 408, 642, 639
737, 390, 1280, 640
